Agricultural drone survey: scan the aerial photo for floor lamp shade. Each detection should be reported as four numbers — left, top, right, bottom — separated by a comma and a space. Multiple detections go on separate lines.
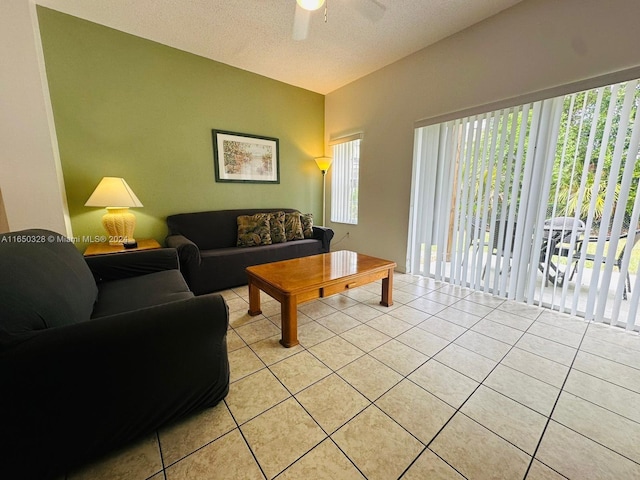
85, 177, 143, 245
315, 157, 333, 173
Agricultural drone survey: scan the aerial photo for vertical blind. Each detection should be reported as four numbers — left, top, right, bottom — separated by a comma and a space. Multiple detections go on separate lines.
408, 80, 640, 329
331, 138, 360, 225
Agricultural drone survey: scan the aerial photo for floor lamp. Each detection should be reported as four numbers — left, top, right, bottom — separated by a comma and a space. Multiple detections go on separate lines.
315, 157, 332, 226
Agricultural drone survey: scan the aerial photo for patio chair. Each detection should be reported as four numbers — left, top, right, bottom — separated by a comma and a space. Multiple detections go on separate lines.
467, 218, 516, 279
538, 217, 586, 286
569, 229, 640, 300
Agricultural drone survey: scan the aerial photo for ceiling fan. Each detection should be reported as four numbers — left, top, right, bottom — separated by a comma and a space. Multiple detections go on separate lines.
292, 0, 386, 41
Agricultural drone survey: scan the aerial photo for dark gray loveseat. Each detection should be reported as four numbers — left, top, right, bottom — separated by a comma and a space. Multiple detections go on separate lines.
166, 208, 334, 294
0, 229, 230, 479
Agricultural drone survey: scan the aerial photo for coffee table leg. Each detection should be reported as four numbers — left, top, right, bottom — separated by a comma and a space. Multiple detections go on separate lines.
247, 277, 262, 316
280, 295, 299, 348
380, 268, 394, 307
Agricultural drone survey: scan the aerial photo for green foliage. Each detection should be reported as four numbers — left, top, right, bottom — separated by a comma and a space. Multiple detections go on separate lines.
458, 80, 639, 237
551, 82, 640, 233
459, 107, 532, 217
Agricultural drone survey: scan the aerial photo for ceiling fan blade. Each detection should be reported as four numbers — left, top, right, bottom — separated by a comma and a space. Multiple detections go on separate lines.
292, 3, 311, 41
351, 0, 386, 22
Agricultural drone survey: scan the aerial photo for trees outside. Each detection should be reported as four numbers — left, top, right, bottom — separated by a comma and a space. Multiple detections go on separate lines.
550, 81, 640, 235
457, 80, 640, 273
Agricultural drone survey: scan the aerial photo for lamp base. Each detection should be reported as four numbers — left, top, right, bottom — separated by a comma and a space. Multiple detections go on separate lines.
102, 207, 136, 246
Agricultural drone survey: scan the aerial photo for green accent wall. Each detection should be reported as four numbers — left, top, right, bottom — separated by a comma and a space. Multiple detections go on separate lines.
37, 7, 325, 250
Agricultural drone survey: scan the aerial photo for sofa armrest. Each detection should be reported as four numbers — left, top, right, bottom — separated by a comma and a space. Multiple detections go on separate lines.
0, 294, 229, 478
166, 234, 201, 266
85, 247, 180, 283
313, 226, 335, 251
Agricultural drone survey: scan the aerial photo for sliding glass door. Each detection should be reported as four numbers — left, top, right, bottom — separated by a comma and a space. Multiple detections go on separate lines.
408, 80, 640, 329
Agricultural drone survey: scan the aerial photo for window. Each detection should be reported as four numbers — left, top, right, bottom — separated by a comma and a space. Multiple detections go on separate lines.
331, 138, 360, 225
408, 79, 640, 329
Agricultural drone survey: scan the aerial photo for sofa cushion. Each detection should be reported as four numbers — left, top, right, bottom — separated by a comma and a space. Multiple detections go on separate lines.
237, 213, 272, 247
91, 270, 194, 318
284, 212, 304, 241
0, 230, 98, 334
269, 211, 287, 244
301, 213, 314, 239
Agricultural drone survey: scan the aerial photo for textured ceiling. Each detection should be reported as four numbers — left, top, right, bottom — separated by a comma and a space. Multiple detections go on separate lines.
36, 0, 524, 94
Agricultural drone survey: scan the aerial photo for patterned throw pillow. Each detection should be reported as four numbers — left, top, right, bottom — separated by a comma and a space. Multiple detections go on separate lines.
269, 211, 287, 244
284, 212, 304, 241
237, 213, 272, 247
301, 213, 314, 239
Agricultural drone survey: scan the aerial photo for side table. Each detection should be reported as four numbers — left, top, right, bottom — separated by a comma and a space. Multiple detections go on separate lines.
84, 238, 161, 256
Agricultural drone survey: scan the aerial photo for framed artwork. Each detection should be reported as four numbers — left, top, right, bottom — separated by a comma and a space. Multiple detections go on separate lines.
212, 129, 280, 183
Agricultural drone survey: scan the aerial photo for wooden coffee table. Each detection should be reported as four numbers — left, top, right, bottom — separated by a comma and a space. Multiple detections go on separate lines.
246, 250, 396, 347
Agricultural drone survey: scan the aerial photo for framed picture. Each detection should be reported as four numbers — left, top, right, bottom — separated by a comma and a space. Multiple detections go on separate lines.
212, 129, 280, 184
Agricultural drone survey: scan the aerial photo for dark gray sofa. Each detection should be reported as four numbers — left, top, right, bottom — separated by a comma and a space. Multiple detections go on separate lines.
0, 229, 230, 479
166, 208, 334, 294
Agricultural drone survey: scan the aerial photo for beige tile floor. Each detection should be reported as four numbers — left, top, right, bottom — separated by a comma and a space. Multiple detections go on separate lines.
67, 273, 640, 480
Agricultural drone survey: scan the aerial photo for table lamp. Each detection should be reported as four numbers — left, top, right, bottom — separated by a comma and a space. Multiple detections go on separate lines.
85, 177, 143, 246
315, 156, 332, 226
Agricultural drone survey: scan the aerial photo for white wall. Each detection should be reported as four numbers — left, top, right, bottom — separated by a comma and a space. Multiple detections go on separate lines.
325, 0, 640, 271
0, 0, 70, 234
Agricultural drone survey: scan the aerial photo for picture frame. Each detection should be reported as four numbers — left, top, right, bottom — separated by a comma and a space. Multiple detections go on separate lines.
212, 129, 280, 184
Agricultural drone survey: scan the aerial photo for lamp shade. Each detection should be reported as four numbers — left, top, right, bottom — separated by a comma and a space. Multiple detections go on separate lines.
297, 0, 325, 11
315, 157, 333, 172
85, 177, 143, 208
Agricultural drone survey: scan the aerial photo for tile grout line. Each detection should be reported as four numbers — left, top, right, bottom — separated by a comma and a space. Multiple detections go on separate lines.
154, 430, 168, 480
521, 317, 595, 479
235, 424, 269, 479
242, 329, 361, 479
266, 343, 370, 478
224, 390, 270, 480
398, 297, 530, 478
559, 371, 640, 426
